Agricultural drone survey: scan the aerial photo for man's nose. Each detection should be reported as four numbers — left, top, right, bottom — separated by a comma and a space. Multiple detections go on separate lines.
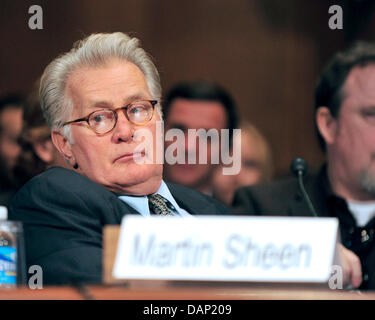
184, 133, 199, 161
112, 110, 134, 143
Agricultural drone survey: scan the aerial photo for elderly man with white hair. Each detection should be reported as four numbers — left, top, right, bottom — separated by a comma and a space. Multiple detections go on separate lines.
9, 32, 230, 285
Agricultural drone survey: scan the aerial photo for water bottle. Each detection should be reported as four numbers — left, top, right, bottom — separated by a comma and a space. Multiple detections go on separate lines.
0, 207, 25, 288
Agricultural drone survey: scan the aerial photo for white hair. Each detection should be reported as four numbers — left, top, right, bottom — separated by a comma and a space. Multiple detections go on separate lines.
39, 32, 162, 142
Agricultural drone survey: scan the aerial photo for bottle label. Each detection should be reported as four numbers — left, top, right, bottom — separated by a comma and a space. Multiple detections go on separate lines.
0, 247, 17, 284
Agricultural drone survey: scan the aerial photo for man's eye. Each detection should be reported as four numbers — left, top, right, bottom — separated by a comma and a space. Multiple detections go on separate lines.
362, 109, 375, 117
93, 115, 106, 122
129, 106, 146, 114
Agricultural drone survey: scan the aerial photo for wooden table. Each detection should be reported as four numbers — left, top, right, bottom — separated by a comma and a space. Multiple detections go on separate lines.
0, 286, 84, 300
86, 284, 375, 300
0, 284, 374, 300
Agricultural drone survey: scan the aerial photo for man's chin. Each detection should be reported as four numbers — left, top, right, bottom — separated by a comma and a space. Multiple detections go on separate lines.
114, 177, 162, 195
106, 166, 163, 194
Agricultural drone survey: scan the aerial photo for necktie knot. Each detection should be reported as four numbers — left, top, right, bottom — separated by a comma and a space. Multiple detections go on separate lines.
148, 194, 174, 216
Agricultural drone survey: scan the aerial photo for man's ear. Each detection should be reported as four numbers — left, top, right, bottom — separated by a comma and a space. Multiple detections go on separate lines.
33, 140, 54, 164
316, 107, 337, 145
51, 130, 77, 168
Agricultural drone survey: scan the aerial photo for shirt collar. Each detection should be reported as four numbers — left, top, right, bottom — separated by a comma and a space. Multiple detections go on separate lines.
118, 180, 189, 217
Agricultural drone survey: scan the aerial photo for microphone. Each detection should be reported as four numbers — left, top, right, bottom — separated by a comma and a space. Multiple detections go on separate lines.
290, 158, 318, 217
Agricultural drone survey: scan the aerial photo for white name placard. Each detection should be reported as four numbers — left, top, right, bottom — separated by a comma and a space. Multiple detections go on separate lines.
113, 216, 340, 283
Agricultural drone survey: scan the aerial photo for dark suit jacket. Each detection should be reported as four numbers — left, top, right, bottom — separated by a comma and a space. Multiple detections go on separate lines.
232, 166, 375, 290
9, 167, 231, 285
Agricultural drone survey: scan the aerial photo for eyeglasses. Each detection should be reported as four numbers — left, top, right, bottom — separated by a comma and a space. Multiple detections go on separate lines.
62, 100, 157, 134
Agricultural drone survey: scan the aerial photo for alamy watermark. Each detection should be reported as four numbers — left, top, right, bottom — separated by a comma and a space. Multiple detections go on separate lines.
28, 265, 43, 289
28, 5, 43, 30
328, 265, 344, 289
329, 5, 343, 30
130, 122, 241, 175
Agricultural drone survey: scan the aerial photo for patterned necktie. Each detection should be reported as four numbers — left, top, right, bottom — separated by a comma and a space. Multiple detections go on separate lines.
148, 194, 174, 216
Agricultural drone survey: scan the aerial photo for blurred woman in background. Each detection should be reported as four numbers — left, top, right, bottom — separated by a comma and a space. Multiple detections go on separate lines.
13, 81, 69, 187
213, 122, 273, 206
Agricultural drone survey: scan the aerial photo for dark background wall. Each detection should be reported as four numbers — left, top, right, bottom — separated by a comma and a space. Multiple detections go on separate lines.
1, 0, 375, 176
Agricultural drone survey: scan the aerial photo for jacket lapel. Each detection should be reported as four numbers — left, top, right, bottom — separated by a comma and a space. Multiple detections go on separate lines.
166, 183, 219, 215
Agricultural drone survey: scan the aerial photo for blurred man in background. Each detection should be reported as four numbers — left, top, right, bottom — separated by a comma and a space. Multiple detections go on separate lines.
232, 41, 375, 290
163, 81, 238, 195
0, 94, 23, 205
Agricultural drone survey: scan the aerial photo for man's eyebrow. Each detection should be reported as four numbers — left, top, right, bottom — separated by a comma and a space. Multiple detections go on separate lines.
123, 94, 148, 104
168, 123, 188, 131
90, 100, 114, 109
360, 105, 375, 113
89, 94, 148, 109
